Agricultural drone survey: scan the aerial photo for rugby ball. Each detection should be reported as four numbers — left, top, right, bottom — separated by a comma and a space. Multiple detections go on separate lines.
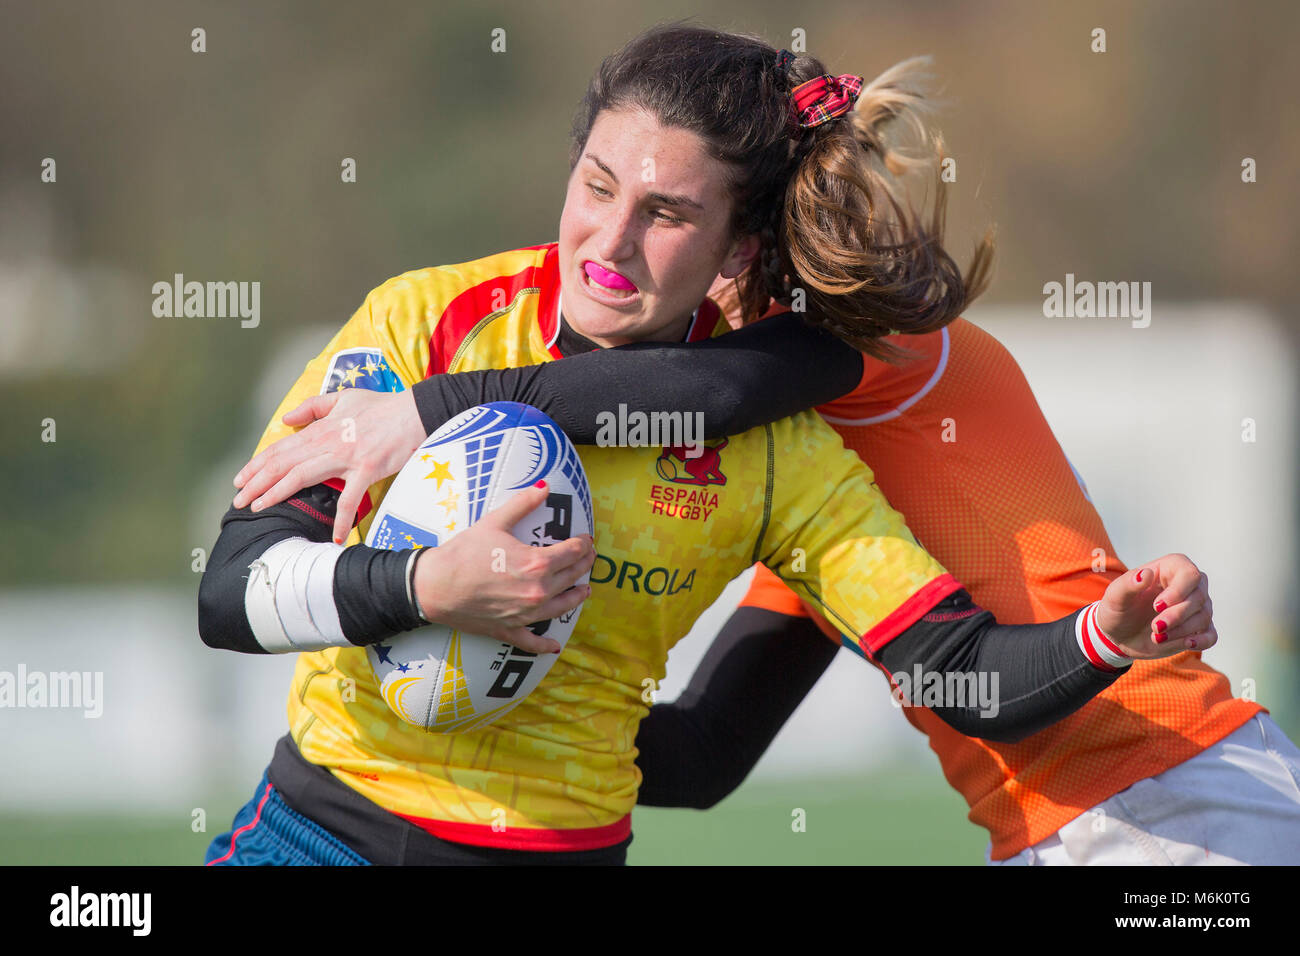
363, 402, 594, 733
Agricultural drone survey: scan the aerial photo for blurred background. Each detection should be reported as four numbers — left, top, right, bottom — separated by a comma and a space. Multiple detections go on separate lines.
2, 0, 1297, 865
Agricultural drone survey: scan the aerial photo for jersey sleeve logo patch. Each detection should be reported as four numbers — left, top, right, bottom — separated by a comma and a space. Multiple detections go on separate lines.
321, 348, 406, 394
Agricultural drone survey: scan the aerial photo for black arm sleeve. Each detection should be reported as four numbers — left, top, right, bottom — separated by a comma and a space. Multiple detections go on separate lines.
410, 311, 864, 442
875, 590, 1122, 744
634, 590, 1124, 808
634, 607, 839, 809
197, 483, 425, 654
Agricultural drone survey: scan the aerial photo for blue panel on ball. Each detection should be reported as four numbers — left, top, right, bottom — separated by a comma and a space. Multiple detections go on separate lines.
370, 514, 440, 551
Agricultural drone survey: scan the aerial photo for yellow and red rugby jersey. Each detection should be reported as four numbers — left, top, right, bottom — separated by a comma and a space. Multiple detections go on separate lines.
739, 315, 1261, 860
250, 243, 958, 851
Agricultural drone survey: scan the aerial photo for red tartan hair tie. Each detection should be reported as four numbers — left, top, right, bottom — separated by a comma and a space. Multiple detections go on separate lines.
791, 73, 864, 128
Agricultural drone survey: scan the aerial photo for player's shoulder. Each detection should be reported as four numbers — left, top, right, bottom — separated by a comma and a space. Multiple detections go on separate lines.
814, 317, 1027, 425
362, 243, 557, 330
757, 407, 869, 478
766, 404, 849, 444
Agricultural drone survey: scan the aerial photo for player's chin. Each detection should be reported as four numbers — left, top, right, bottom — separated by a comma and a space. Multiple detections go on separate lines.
569, 303, 648, 343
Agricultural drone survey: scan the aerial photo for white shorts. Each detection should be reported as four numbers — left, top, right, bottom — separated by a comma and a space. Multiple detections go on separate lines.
991, 713, 1300, 865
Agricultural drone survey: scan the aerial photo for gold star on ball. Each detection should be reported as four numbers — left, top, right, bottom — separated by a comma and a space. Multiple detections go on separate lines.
424, 460, 453, 489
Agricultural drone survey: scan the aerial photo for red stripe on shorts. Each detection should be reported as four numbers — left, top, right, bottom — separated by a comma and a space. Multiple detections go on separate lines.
206, 782, 273, 866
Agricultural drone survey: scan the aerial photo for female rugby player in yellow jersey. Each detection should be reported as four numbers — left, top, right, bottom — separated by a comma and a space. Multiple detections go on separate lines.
201, 24, 1214, 865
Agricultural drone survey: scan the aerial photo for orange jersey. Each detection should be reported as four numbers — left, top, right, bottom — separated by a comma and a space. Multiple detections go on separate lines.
740, 316, 1260, 860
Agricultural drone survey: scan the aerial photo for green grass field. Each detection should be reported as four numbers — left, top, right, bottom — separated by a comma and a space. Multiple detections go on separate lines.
0, 769, 985, 866
629, 770, 985, 865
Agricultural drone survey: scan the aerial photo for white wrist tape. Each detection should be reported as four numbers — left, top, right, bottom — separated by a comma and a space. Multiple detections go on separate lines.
244, 538, 349, 653
1076, 601, 1132, 671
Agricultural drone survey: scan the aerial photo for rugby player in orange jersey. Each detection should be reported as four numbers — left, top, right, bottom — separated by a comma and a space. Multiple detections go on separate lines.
677, 277, 1300, 864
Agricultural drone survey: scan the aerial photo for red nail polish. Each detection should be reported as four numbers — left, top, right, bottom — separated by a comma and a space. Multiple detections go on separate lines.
1136, 569, 1145, 583
1186, 640, 1197, 651
1154, 600, 1168, 614
1155, 620, 1167, 634
1153, 632, 1166, 644
534, 479, 547, 489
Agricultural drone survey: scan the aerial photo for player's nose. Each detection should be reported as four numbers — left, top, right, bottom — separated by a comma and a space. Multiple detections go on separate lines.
594, 201, 640, 264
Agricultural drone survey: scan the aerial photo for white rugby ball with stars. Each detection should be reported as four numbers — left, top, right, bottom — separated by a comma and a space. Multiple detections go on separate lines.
363, 402, 594, 733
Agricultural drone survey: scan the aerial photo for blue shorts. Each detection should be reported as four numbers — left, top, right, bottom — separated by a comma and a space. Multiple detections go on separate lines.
204, 771, 370, 866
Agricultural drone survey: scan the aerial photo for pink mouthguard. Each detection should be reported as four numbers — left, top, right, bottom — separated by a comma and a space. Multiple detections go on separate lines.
584, 261, 637, 291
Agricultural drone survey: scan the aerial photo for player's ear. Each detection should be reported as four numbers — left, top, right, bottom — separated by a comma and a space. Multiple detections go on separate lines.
719, 233, 760, 280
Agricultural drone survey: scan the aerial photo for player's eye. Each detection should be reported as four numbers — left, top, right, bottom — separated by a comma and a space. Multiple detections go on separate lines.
588, 183, 612, 199
652, 210, 684, 224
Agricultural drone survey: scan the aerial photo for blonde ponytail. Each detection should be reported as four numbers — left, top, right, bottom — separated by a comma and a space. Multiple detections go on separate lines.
779, 55, 995, 359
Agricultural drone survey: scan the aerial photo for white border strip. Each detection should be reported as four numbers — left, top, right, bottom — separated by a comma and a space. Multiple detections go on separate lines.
820, 326, 951, 426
